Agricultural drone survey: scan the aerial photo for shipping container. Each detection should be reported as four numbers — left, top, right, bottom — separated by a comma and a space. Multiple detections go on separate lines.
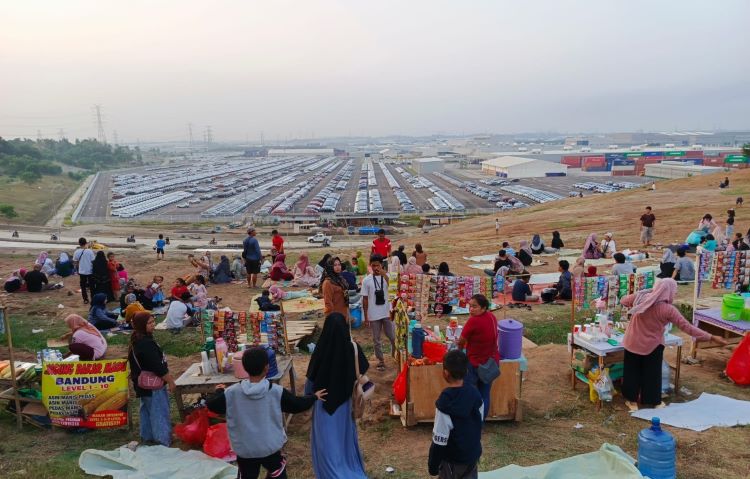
612, 170, 637, 176
582, 165, 609, 172
685, 150, 703, 158
643, 151, 662, 157
545, 172, 567, 177
561, 156, 582, 167
612, 159, 635, 166
612, 165, 636, 171
583, 156, 606, 167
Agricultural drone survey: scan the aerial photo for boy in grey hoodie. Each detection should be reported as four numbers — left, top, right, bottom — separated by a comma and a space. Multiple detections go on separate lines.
207, 347, 326, 478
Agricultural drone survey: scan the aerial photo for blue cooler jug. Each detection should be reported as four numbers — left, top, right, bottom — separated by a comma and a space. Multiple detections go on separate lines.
638, 417, 676, 479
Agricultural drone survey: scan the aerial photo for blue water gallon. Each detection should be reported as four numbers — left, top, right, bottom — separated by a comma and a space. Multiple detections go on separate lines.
638, 417, 676, 479
411, 324, 426, 359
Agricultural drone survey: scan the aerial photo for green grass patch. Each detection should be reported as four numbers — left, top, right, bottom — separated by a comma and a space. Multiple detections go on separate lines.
0, 175, 80, 224
524, 321, 570, 345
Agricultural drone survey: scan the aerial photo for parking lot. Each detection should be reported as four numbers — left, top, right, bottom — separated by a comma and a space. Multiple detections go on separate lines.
75, 155, 655, 222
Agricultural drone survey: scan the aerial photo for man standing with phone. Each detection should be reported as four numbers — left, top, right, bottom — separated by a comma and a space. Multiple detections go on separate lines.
361, 254, 396, 371
73, 237, 96, 304
640, 206, 656, 247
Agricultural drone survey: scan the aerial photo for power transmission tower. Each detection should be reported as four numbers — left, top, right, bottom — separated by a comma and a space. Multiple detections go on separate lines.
113, 130, 119, 145
205, 125, 213, 146
188, 123, 194, 152
37, 130, 42, 141
260, 131, 264, 146
58, 128, 65, 140
93, 104, 107, 143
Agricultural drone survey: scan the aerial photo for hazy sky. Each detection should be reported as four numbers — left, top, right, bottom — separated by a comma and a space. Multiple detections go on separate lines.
1, 0, 749, 142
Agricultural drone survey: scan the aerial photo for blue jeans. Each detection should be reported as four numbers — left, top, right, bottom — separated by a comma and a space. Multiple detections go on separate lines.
465, 364, 492, 421
139, 387, 172, 446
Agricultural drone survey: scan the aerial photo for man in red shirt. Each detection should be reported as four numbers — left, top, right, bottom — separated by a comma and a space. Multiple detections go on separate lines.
271, 229, 284, 254
371, 229, 392, 264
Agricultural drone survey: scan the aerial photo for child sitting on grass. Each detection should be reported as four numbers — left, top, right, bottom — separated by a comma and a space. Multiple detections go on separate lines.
428, 350, 483, 479
256, 289, 281, 311
207, 347, 326, 479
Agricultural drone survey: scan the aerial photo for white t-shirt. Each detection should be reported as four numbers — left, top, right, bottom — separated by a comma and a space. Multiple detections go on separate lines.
361, 274, 391, 321
73, 248, 96, 275
600, 239, 617, 257
165, 301, 189, 329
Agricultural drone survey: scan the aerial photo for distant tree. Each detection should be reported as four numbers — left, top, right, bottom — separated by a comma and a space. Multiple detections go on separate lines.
0, 204, 17, 218
19, 170, 41, 183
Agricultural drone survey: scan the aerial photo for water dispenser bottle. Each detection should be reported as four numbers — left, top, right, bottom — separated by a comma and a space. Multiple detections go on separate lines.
638, 417, 676, 479
411, 323, 425, 359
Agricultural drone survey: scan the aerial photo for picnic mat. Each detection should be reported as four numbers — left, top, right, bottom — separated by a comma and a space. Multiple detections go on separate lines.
478, 443, 641, 479
249, 294, 324, 313
79, 445, 237, 479
261, 279, 294, 289
631, 393, 750, 431
432, 303, 501, 316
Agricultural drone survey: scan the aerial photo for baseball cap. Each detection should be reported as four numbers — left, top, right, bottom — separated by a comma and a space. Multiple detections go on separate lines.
247, 227, 256, 234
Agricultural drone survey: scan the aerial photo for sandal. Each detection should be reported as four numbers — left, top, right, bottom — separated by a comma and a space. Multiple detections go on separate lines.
376, 363, 386, 371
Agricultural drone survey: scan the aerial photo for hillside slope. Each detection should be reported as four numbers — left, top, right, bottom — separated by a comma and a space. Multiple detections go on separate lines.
418, 169, 745, 267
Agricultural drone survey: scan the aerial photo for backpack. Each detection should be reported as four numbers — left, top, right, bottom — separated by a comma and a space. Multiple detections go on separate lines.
351, 341, 375, 419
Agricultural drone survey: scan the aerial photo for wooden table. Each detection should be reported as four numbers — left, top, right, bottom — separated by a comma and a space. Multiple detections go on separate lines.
691, 308, 750, 358
571, 333, 683, 406
399, 358, 525, 426
174, 356, 296, 423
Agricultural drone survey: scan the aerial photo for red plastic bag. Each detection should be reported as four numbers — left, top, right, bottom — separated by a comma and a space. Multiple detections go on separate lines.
393, 363, 408, 404
174, 408, 210, 446
423, 341, 448, 363
726, 334, 750, 385
203, 423, 235, 459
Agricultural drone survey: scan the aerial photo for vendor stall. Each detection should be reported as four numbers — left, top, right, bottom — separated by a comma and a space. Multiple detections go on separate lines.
175, 309, 296, 422
387, 270, 526, 426
690, 251, 750, 358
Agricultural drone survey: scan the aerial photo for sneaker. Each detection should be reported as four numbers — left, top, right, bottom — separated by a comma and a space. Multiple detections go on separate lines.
654, 402, 667, 409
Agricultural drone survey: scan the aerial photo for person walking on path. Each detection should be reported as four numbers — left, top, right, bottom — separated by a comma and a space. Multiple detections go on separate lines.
371, 229, 391, 265
495, 218, 500, 236
73, 237, 96, 304
155, 234, 166, 260
640, 206, 656, 247
242, 227, 262, 288
362, 254, 396, 371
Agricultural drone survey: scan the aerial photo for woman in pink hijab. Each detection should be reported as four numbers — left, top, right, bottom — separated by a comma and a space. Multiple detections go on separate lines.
582, 233, 602, 259
269, 253, 294, 281
620, 279, 726, 411
292, 253, 320, 287
61, 314, 108, 360
404, 256, 423, 275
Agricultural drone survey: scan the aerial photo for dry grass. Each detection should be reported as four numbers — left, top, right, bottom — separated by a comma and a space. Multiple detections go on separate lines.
0, 175, 79, 224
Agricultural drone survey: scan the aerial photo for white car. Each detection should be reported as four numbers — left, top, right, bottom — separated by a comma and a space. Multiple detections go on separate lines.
308, 233, 332, 243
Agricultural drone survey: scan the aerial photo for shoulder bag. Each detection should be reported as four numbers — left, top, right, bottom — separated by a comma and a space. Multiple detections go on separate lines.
131, 350, 165, 390
351, 341, 375, 419
477, 315, 500, 384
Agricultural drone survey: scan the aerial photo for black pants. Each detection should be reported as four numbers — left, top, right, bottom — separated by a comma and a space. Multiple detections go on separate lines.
623, 345, 664, 406
439, 461, 478, 479
237, 452, 286, 479
79, 274, 93, 302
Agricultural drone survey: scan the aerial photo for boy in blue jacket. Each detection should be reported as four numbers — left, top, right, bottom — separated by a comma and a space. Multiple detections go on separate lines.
428, 350, 484, 478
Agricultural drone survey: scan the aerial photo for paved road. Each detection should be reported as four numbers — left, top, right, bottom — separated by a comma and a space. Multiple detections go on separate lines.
78, 172, 112, 218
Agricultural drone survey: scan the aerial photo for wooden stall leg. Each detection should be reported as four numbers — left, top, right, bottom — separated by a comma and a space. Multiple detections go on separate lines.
174, 388, 186, 420
689, 339, 698, 359
674, 345, 682, 396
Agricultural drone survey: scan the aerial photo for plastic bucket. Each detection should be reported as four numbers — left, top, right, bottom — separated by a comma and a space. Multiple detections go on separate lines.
722, 294, 744, 322
498, 319, 524, 360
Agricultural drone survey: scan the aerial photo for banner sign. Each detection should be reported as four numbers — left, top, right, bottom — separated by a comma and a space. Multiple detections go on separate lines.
42, 359, 129, 429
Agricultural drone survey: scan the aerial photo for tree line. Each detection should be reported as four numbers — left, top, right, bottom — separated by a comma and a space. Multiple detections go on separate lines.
0, 137, 142, 183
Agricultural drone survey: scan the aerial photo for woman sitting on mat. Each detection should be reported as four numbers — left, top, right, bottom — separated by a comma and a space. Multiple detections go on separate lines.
551, 231, 565, 250
582, 233, 603, 259
88, 292, 119, 330
620, 279, 726, 411
293, 253, 320, 287
517, 240, 533, 267
657, 248, 677, 279
269, 253, 294, 282
62, 313, 107, 360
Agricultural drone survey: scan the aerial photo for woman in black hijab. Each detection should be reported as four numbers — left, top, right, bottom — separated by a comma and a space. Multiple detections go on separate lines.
92, 250, 114, 301
305, 313, 368, 478
551, 231, 565, 250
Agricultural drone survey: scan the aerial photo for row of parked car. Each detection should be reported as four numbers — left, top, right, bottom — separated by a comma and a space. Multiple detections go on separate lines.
112, 191, 193, 217
500, 184, 563, 204
303, 160, 354, 215
573, 181, 639, 194
256, 157, 340, 216
379, 162, 416, 212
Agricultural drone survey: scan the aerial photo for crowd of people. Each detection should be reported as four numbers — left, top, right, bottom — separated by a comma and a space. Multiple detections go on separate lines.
2, 212, 736, 478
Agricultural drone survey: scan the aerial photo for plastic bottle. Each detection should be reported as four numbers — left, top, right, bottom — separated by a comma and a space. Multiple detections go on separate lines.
408, 319, 417, 354
411, 323, 426, 359
215, 338, 228, 373
638, 417, 676, 479
661, 361, 671, 394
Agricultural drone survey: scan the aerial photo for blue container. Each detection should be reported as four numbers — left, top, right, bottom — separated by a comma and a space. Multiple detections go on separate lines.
264, 346, 279, 378
411, 324, 426, 359
638, 417, 676, 479
349, 305, 363, 329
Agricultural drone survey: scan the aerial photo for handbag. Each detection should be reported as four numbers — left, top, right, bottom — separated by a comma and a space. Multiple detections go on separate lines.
132, 351, 165, 390
477, 315, 500, 384
351, 340, 375, 419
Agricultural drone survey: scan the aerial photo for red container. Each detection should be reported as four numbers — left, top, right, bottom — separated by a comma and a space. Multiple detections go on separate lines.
562, 156, 582, 167
612, 169, 636, 176
686, 150, 703, 158
583, 156, 605, 167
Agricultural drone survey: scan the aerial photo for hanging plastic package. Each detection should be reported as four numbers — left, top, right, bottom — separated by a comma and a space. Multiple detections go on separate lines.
726, 334, 750, 385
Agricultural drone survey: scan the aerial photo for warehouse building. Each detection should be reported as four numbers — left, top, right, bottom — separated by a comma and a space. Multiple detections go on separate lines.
481, 156, 568, 178
644, 161, 724, 179
412, 157, 445, 175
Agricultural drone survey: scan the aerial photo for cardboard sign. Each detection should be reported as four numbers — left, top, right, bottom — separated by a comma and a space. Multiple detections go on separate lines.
42, 359, 129, 429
